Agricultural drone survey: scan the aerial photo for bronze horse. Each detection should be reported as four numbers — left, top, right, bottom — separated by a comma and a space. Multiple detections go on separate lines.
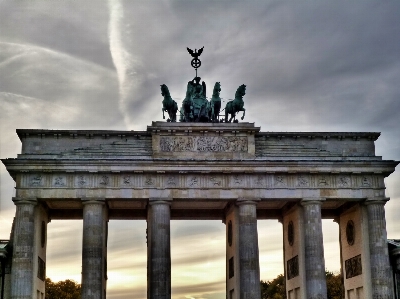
209, 82, 221, 122
161, 84, 178, 122
224, 84, 246, 123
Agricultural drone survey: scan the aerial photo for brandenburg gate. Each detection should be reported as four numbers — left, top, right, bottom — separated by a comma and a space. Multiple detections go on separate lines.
1, 121, 398, 299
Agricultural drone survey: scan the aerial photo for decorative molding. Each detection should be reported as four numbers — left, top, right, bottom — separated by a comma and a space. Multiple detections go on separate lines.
287, 255, 299, 280
160, 136, 248, 152
20, 173, 384, 190
345, 254, 362, 279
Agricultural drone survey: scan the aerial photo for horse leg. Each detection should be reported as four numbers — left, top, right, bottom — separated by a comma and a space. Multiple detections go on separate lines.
241, 108, 246, 120
162, 108, 165, 119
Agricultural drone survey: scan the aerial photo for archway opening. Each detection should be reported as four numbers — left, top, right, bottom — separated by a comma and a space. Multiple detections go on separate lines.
171, 220, 225, 299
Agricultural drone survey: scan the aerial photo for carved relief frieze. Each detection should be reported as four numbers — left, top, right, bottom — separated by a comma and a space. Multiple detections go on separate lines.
29, 174, 44, 187
19, 172, 380, 191
274, 175, 287, 187
253, 175, 266, 188
53, 176, 66, 187
318, 175, 330, 187
361, 176, 371, 187
159, 136, 248, 152
297, 175, 310, 187
345, 254, 362, 279
232, 175, 244, 187
121, 175, 132, 186
338, 175, 351, 188
144, 176, 156, 187
165, 176, 178, 187
209, 175, 223, 187
187, 176, 199, 187
98, 175, 110, 187
76, 175, 88, 187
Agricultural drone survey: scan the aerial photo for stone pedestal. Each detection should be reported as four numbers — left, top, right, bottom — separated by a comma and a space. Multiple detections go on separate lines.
237, 199, 261, 299
365, 199, 393, 299
81, 199, 108, 299
10, 198, 36, 299
301, 199, 327, 299
147, 199, 171, 299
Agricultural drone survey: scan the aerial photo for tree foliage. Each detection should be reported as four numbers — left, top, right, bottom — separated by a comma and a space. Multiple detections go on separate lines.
261, 271, 344, 299
45, 277, 81, 299
261, 274, 286, 299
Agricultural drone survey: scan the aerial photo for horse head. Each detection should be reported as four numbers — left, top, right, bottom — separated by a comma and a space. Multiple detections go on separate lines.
160, 84, 170, 97
213, 82, 221, 97
235, 84, 246, 100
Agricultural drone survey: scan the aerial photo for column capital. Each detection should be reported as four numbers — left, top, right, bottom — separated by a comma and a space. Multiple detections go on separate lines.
364, 197, 389, 206
12, 197, 37, 206
236, 197, 260, 206
148, 198, 172, 206
300, 197, 325, 206
81, 198, 105, 205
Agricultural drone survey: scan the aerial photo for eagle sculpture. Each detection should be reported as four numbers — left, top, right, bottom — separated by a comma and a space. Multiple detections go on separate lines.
187, 47, 204, 58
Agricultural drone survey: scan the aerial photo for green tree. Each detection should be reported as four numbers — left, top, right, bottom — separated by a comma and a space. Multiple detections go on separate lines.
326, 271, 344, 299
45, 277, 81, 299
261, 274, 286, 299
261, 271, 344, 299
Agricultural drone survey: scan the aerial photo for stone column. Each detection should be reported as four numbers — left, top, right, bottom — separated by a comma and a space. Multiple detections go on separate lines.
10, 197, 36, 299
365, 198, 394, 299
237, 199, 261, 299
147, 199, 171, 299
82, 199, 107, 299
301, 198, 327, 299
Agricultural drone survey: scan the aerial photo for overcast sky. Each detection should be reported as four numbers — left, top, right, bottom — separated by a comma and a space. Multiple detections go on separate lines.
0, 1, 399, 298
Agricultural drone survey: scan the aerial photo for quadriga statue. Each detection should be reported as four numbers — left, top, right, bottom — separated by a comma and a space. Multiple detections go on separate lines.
161, 84, 178, 122
224, 84, 246, 122
208, 82, 221, 123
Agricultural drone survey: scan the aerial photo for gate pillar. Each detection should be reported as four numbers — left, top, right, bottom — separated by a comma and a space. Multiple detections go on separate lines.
225, 199, 260, 299
365, 198, 394, 299
338, 203, 372, 298
10, 197, 48, 299
301, 198, 327, 299
147, 199, 171, 299
282, 204, 307, 299
81, 198, 108, 299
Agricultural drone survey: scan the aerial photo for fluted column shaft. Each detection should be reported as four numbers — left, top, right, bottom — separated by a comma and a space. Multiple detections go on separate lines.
237, 200, 260, 299
147, 200, 171, 299
10, 198, 37, 299
365, 199, 393, 299
82, 199, 107, 299
301, 199, 327, 299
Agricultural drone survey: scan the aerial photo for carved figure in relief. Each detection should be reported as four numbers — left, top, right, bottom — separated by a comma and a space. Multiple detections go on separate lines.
225, 84, 246, 123
275, 175, 286, 186
188, 176, 198, 187
54, 176, 65, 187
100, 175, 109, 185
254, 176, 265, 187
161, 84, 178, 122
166, 177, 176, 186
30, 175, 43, 186
318, 176, 329, 186
339, 176, 350, 187
297, 175, 309, 187
145, 177, 155, 186
209, 82, 221, 122
78, 176, 86, 186
210, 176, 222, 186
362, 176, 371, 187
233, 175, 242, 185
123, 176, 131, 185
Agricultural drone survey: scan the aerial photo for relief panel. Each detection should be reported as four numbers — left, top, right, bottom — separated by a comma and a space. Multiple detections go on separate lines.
160, 136, 248, 152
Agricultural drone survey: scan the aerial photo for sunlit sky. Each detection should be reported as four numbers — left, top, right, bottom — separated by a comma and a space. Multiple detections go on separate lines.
0, 1, 399, 299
